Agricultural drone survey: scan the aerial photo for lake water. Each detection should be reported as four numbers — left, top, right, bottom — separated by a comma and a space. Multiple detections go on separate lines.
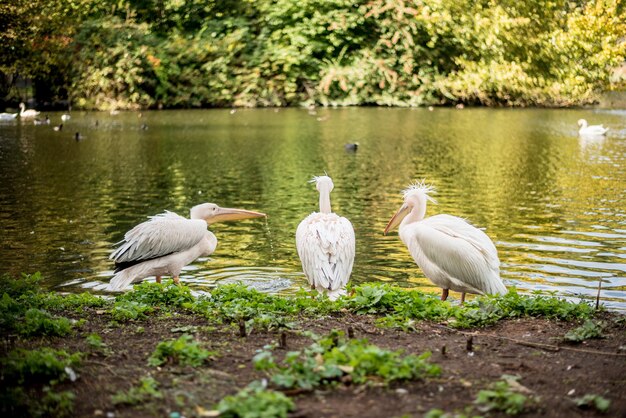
0, 108, 624, 310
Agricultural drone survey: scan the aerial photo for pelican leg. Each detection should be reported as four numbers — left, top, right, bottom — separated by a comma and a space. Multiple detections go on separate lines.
441, 288, 449, 301
461, 292, 466, 305
156, 276, 162, 284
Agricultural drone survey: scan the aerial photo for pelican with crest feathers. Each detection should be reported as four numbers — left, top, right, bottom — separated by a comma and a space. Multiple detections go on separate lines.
296, 176, 355, 300
384, 181, 507, 302
107, 203, 266, 291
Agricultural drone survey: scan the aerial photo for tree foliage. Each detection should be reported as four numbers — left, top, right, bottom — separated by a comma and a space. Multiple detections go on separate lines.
1, 0, 624, 109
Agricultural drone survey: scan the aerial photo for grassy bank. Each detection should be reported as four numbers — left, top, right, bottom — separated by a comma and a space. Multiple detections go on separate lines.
1, 273, 624, 417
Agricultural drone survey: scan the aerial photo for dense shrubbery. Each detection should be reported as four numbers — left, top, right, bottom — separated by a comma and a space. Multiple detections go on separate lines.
1, 0, 624, 109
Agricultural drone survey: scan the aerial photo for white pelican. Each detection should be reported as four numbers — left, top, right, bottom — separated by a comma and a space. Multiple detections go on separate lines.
296, 176, 355, 300
384, 181, 507, 302
18, 103, 40, 118
578, 119, 608, 136
107, 203, 266, 291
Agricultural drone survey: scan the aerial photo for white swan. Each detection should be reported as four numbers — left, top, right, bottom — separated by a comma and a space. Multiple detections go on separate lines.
0, 110, 18, 121
19, 103, 40, 118
578, 119, 608, 136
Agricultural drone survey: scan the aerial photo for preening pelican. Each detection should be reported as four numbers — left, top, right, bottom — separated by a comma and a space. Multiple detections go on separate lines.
384, 181, 506, 302
107, 203, 266, 291
19, 103, 40, 118
296, 176, 355, 300
578, 119, 608, 136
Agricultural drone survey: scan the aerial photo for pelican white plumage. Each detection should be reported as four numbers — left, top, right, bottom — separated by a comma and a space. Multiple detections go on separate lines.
384, 181, 507, 302
107, 203, 266, 291
578, 119, 608, 136
296, 176, 355, 300
19, 103, 40, 118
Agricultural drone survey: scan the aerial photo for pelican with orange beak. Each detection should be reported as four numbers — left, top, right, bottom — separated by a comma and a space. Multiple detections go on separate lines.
107, 203, 266, 291
384, 181, 506, 302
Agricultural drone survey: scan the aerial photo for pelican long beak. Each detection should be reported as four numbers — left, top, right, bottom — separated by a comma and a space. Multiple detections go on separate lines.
384, 204, 409, 235
207, 207, 266, 224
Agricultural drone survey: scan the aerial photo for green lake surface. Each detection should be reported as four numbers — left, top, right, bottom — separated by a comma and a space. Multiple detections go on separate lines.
0, 107, 624, 310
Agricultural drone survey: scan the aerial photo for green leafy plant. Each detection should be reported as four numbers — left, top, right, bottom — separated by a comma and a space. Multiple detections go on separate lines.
20, 308, 74, 337
254, 330, 440, 390
424, 409, 481, 418
214, 381, 295, 418
0, 386, 76, 418
148, 334, 214, 367
564, 320, 606, 343
117, 281, 195, 309
574, 394, 611, 413
2, 348, 82, 385
110, 300, 153, 322
111, 376, 163, 406
35, 292, 107, 313
85, 333, 112, 356
36, 388, 76, 417
475, 375, 530, 415
0, 273, 106, 336
192, 284, 341, 332
452, 289, 595, 328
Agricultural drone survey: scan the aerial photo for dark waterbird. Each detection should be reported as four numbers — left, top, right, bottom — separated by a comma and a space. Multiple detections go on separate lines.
344, 143, 359, 152
34, 116, 50, 125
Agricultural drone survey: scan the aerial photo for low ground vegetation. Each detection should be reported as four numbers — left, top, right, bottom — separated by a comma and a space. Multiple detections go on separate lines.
0, 273, 624, 417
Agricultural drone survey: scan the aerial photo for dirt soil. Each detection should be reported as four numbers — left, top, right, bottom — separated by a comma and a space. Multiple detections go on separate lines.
6, 309, 626, 418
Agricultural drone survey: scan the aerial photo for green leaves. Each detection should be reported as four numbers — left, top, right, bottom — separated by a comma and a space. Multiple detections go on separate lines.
111, 376, 163, 406
6, 0, 624, 107
574, 394, 611, 413
564, 320, 606, 343
2, 348, 82, 385
215, 381, 295, 418
117, 280, 195, 309
475, 375, 532, 415
253, 330, 441, 390
148, 334, 214, 367
21, 308, 74, 337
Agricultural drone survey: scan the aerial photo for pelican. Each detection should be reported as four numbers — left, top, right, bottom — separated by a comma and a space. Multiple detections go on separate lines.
578, 119, 608, 136
296, 176, 355, 300
107, 203, 266, 291
384, 181, 507, 303
18, 103, 40, 118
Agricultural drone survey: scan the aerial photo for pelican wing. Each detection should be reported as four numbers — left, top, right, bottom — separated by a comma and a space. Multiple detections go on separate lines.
110, 211, 207, 263
296, 213, 355, 291
405, 214, 503, 294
